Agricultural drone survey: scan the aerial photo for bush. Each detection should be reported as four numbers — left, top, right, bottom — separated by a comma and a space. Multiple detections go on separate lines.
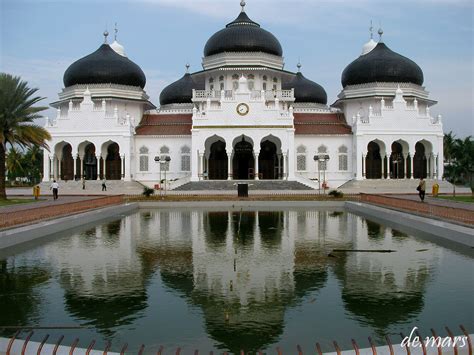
328, 190, 344, 198
142, 187, 155, 197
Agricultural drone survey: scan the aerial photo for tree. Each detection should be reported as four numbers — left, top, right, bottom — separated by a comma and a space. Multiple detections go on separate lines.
0, 73, 51, 199
444, 136, 474, 196
6, 147, 24, 182
443, 131, 456, 166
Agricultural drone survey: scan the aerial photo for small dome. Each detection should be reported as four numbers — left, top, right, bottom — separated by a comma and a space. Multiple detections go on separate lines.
283, 72, 327, 105
341, 42, 424, 87
204, 11, 283, 57
159, 73, 199, 106
63, 44, 146, 88
361, 38, 377, 56
110, 40, 126, 57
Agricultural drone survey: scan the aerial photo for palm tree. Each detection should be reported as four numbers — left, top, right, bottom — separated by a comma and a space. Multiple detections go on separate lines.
0, 73, 51, 199
6, 147, 24, 183
443, 131, 456, 166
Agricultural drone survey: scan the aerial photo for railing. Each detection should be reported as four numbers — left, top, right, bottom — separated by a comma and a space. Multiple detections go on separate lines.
360, 193, 474, 225
192, 89, 294, 101
2, 324, 471, 354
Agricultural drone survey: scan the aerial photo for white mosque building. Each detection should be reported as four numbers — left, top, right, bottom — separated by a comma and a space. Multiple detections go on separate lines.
42, 1, 444, 189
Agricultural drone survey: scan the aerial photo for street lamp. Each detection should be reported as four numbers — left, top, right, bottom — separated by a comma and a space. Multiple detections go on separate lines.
163, 156, 171, 196
314, 154, 330, 194
154, 156, 162, 198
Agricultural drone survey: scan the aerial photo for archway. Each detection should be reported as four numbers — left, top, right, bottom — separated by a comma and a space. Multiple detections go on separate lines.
259, 140, 278, 179
106, 143, 122, 180
208, 140, 228, 180
366, 141, 382, 179
413, 142, 427, 179
390, 142, 405, 179
233, 137, 254, 179
61, 144, 74, 181
83, 143, 97, 180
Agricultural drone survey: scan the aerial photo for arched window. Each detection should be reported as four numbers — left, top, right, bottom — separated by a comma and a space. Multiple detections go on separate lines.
296, 145, 306, 171
262, 75, 268, 81
209, 77, 214, 83
220, 82, 224, 90
273, 77, 278, 83
317, 145, 328, 170
263, 82, 267, 90
233, 81, 239, 90
139, 146, 149, 172
210, 84, 214, 91
219, 75, 224, 81
160, 146, 170, 171
232, 74, 239, 80
338, 145, 348, 171
181, 146, 191, 171
248, 81, 254, 90
248, 74, 255, 80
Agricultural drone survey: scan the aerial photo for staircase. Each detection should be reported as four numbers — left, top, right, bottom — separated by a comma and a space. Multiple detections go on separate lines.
174, 180, 313, 191
338, 179, 454, 194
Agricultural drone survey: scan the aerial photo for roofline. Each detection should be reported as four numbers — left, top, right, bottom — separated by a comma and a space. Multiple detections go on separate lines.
332, 95, 438, 108
50, 97, 156, 109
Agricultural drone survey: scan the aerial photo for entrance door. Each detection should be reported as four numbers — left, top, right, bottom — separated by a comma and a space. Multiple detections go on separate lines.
208, 141, 228, 180
390, 142, 405, 179
259, 140, 277, 179
84, 143, 97, 180
413, 142, 427, 179
106, 143, 122, 180
366, 141, 382, 179
233, 139, 254, 179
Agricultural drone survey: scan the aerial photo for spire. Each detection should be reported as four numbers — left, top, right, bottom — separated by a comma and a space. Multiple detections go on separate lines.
240, 0, 246, 12
185, 63, 190, 73
114, 22, 118, 41
103, 29, 109, 44
378, 25, 384, 42
369, 20, 374, 40
297, 60, 302, 73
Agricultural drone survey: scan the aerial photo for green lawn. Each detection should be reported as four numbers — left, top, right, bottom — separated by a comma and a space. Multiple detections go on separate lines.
436, 195, 474, 203
0, 198, 43, 207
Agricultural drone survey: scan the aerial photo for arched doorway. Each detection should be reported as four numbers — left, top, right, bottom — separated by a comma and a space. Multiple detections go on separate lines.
83, 143, 97, 180
259, 140, 278, 179
390, 142, 405, 179
208, 140, 228, 180
366, 141, 382, 179
413, 142, 427, 179
106, 143, 121, 180
61, 144, 74, 181
233, 137, 254, 179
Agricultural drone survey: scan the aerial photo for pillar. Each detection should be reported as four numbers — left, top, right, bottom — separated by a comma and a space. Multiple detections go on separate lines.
362, 154, 366, 179
199, 153, 205, 180
385, 155, 390, 179
382, 155, 386, 179
103, 155, 107, 180
96, 155, 100, 180
404, 153, 411, 179
73, 155, 77, 180
50, 156, 54, 180
57, 156, 62, 180
277, 154, 282, 179
254, 150, 260, 180
283, 153, 288, 180
435, 154, 439, 180
427, 154, 432, 179
80, 155, 84, 179
227, 150, 233, 180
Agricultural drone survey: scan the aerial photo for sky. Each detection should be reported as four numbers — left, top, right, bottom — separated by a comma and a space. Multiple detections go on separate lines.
1, 0, 473, 137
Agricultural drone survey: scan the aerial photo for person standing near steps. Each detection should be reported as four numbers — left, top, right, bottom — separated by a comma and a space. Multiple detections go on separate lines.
102, 178, 107, 191
417, 177, 426, 202
50, 180, 59, 200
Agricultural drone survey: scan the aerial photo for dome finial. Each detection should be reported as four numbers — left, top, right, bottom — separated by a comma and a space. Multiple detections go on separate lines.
103, 29, 109, 44
369, 20, 374, 40
297, 59, 302, 73
240, 0, 246, 12
114, 22, 118, 41
185, 63, 190, 73
378, 24, 384, 42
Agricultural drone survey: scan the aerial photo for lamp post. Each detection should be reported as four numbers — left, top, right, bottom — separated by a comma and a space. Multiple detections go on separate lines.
314, 154, 330, 194
154, 156, 162, 198
164, 156, 171, 196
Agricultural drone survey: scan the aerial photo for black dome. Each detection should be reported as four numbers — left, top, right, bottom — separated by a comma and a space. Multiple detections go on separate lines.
283, 72, 327, 104
159, 73, 198, 106
341, 42, 424, 87
63, 44, 146, 88
204, 11, 283, 57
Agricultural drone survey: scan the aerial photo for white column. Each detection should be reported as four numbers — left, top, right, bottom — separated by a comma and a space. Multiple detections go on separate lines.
191, 149, 199, 182
103, 155, 107, 180
382, 155, 386, 179
73, 156, 77, 180
385, 155, 391, 179
57, 156, 62, 180
404, 153, 411, 179
277, 154, 282, 180
43, 154, 51, 182
427, 154, 432, 179
227, 149, 232, 180
199, 153, 204, 180
435, 154, 440, 180
123, 154, 131, 181
356, 152, 363, 180
362, 153, 366, 179
96, 155, 100, 180
254, 150, 260, 180
283, 153, 288, 180
80, 155, 84, 179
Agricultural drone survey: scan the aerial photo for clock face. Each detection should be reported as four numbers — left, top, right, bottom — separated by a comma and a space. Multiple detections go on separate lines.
236, 103, 250, 116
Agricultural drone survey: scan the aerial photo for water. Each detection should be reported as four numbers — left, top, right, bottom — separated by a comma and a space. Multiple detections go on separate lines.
0, 208, 473, 353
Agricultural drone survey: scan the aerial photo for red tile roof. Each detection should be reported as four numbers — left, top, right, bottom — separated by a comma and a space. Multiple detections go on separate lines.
294, 113, 352, 135
135, 114, 192, 136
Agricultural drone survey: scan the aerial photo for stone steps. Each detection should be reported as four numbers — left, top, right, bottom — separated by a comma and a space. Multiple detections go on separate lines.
174, 180, 314, 191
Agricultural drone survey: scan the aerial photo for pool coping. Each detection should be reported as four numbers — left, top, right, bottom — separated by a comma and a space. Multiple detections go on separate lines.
0, 200, 472, 250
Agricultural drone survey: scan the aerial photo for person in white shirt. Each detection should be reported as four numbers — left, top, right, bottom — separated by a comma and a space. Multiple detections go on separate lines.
50, 180, 59, 200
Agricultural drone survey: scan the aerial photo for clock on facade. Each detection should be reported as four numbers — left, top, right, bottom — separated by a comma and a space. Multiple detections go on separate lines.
236, 103, 250, 116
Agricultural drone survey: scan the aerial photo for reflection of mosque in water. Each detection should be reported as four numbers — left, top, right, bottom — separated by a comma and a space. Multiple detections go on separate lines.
36, 210, 439, 350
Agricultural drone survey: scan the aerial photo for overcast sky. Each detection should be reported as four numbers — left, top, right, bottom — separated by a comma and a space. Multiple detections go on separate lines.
1, 0, 472, 137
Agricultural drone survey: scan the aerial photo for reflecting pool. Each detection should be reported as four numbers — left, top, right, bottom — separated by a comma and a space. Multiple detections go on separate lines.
0, 208, 473, 353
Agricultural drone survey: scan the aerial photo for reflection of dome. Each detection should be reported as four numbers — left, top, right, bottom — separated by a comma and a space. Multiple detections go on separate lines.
204, 10, 282, 57
283, 72, 327, 104
341, 42, 424, 87
159, 73, 200, 106
63, 43, 146, 88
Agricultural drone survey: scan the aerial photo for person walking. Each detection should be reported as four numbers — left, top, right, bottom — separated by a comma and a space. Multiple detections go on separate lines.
417, 177, 426, 202
50, 180, 59, 200
82, 178, 86, 190
102, 178, 107, 191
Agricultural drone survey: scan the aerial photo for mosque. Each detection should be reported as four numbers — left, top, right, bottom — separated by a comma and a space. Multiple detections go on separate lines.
42, 1, 444, 189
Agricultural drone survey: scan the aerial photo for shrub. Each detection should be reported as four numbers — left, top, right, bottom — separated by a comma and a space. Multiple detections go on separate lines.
142, 187, 155, 197
328, 190, 344, 198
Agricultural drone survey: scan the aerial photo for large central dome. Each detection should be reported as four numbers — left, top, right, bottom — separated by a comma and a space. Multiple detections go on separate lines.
204, 6, 283, 57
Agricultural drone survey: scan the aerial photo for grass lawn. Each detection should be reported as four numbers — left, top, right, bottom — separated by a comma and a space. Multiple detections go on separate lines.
0, 198, 43, 207
436, 195, 474, 203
